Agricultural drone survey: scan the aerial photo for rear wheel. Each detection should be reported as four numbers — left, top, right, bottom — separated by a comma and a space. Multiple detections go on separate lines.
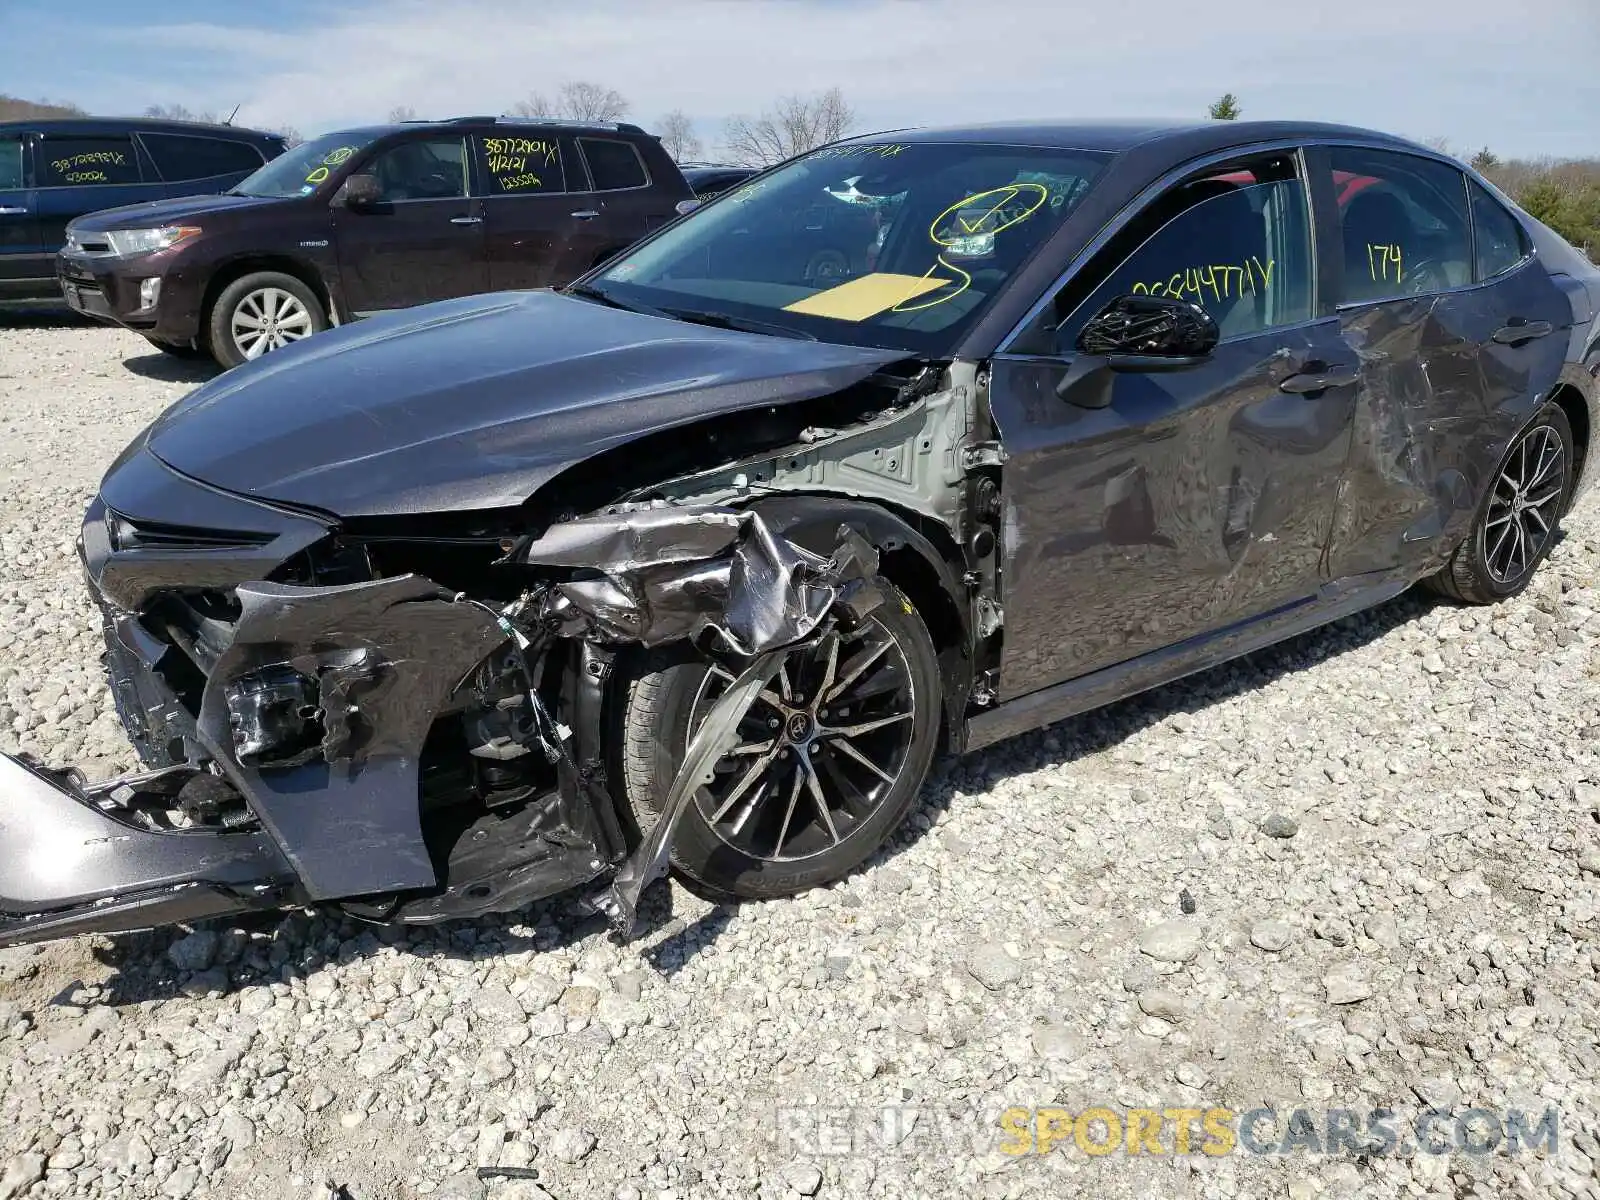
618, 584, 941, 898
1424, 401, 1575, 604
207, 271, 327, 369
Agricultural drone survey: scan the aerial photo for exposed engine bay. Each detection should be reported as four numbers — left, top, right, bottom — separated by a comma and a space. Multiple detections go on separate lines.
0, 357, 1001, 947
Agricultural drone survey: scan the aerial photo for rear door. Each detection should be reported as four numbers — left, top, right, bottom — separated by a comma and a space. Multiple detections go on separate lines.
475, 131, 603, 290
1314, 145, 1573, 581
0, 132, 43, 299
331, 134, 487, 313
33, 131, 153, 255
990, 150, 1359, 697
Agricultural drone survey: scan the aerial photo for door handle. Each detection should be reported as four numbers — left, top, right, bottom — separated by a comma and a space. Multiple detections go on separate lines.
0, 206, 27, 216
449, 215, 482, 226
1278, 367, 1361, 395
1492, 319, 1553, 345
570, 210, 600, 220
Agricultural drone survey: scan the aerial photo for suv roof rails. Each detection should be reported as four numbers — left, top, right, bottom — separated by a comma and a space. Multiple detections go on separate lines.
486, 116, 648, 135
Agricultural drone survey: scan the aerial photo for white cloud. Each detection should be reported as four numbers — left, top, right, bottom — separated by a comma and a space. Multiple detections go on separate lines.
14, 0, 1599, 156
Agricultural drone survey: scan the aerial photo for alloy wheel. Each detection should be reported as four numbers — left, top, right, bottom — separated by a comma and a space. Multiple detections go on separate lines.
231, 287, 314, 360
688, 619, 917, 863
1483, 424, 1565, 584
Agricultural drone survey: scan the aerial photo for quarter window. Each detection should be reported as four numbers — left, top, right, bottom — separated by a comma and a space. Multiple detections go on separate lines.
1329, 148, 1471, 304
139, 134, 264, 182
366, 138, 467, 202
1064, 160, 1313, 343
1469, 180, 1530, 281
0, 137, 24, 190
38, 136, 141, 187
475, 133, 566, 194
578, 138, 648, 191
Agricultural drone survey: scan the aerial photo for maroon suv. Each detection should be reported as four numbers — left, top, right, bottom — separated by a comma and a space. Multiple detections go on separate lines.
56, 116, 693, 368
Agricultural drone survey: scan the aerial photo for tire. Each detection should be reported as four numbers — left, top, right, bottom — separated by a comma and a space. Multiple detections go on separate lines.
617, 582, 942, 899
143, 336, 204, 359
1424, 401, 1575, 604
207, 272, 327, 369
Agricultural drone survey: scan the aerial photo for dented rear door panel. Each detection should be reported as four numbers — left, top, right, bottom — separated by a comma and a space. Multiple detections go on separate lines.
1325, 263, 1573, 581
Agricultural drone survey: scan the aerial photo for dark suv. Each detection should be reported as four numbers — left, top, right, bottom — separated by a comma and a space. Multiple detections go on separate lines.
56, 116, 693, 367
1, 117, 285, 304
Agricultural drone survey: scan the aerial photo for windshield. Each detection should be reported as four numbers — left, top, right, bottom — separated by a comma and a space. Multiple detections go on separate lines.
588, 141, 1110, 353
231, 132, 381, 198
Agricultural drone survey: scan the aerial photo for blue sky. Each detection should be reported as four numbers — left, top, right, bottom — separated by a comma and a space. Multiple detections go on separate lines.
3, 0, 1596, 159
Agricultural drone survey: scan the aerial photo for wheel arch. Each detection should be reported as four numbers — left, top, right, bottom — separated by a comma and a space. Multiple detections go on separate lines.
199, 255, 334, 338
1548, 379, 1591, 510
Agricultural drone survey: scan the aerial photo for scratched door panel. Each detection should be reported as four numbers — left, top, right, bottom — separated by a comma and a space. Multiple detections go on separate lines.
990, 318, 1355, 699
1318, 147, 1573, 579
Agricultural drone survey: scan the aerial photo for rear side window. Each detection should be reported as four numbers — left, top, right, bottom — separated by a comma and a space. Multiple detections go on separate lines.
1470, 180, 1530, 281
139, 134, 264, 181
1329, 148, 1471, 303
0, 137, 25, 190
476, 133, 566, 194
1062, 157, 1314, 342
579, 138, 648, 191
38, 136, 141, 187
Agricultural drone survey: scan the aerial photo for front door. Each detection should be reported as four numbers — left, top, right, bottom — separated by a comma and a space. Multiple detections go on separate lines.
0, 133, 42, 299
332, 135, 486, 313
1315, 146, 1576, 581
990, 152, 1359, 698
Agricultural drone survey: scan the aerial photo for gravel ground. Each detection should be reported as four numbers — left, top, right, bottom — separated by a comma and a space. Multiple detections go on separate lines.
1, 318, 1599, 1200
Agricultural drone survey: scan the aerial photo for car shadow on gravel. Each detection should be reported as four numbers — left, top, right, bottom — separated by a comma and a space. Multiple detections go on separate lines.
120, 349, 220, 384
0, 303, 96, 329
69, 582, 1457, 1007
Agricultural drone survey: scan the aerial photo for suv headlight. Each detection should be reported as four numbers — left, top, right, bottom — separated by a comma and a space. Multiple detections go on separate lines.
102, 225, 202, 257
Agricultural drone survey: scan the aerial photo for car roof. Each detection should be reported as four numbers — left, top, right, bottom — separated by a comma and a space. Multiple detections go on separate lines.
836, 118, 1423, 156
329, 117, 652, 140
0, 117, 283, 142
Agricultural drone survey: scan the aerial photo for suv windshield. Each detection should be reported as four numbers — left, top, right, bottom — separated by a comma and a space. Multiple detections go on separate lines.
587, 141, 1110, 354
231, 132, 381, 199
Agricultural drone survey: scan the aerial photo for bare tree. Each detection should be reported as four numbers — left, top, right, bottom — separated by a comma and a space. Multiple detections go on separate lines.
657, 110, 703, 162
264, 124, 303, 148
388, 104, 417, 123
1207, 93, 1241, 120
722, 88, 856, 166
509, 81, 628, 122
145, 103, 220, 124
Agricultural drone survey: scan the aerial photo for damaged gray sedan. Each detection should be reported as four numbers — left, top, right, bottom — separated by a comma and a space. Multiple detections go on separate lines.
6, 119, 1599, 947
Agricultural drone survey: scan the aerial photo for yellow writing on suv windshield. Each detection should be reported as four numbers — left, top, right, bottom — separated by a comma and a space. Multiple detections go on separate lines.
783, 273, 953, 321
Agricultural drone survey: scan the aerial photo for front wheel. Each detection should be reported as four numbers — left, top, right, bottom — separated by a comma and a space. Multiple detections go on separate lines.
207, 272, 327, 369
617, 584, 942, 899
1424, 401, 1576, 604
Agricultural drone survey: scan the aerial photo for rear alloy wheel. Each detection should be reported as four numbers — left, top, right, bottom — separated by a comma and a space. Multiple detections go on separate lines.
1424, 401, 1576, 604
619, 584, 941, 898
208, 271, 327, 369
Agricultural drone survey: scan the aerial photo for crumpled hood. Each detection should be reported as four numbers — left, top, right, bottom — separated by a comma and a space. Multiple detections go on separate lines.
68, 192, 285, 231
143, 290, 908, 517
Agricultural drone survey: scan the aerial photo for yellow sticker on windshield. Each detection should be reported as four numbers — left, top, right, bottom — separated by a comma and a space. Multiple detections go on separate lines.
782, 273, 953, 321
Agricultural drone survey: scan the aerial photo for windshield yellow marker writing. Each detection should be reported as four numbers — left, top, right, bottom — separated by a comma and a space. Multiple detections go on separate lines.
890, 183, 1051, 314
783, 273, 953, 321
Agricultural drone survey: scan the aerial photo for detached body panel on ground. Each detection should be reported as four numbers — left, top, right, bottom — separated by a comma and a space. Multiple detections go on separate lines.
4, 118, 1598, 947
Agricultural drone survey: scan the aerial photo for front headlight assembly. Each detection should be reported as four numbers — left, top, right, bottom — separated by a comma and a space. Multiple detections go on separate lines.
101, 225, 203, 257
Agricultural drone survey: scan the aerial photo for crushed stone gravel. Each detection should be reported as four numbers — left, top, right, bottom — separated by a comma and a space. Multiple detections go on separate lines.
2, 319, 1599, 1199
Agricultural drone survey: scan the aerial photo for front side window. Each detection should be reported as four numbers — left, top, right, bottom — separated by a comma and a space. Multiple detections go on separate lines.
139, 133, 264, 182
1470, 180, 1530, 281
231, 132, 383, 198
366, 138, 467, 202
0, 137, 24, 190
1063, 159, 1314, 343
1330, 147, 1471, 304
38, 137, 140, 187
591, 141, 1109, 354
476, 133, 566, 194
578, 138, 648, 191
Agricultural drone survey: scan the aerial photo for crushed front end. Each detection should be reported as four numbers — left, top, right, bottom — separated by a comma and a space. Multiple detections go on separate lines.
1, 440, 895, 946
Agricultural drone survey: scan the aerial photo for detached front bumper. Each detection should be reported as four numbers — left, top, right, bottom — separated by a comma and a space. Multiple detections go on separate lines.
0, 754, 296, 947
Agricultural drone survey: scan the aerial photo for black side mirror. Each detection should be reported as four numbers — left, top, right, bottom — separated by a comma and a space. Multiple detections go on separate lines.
1074, 293, 1219, 366
338, 173, 382, 210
